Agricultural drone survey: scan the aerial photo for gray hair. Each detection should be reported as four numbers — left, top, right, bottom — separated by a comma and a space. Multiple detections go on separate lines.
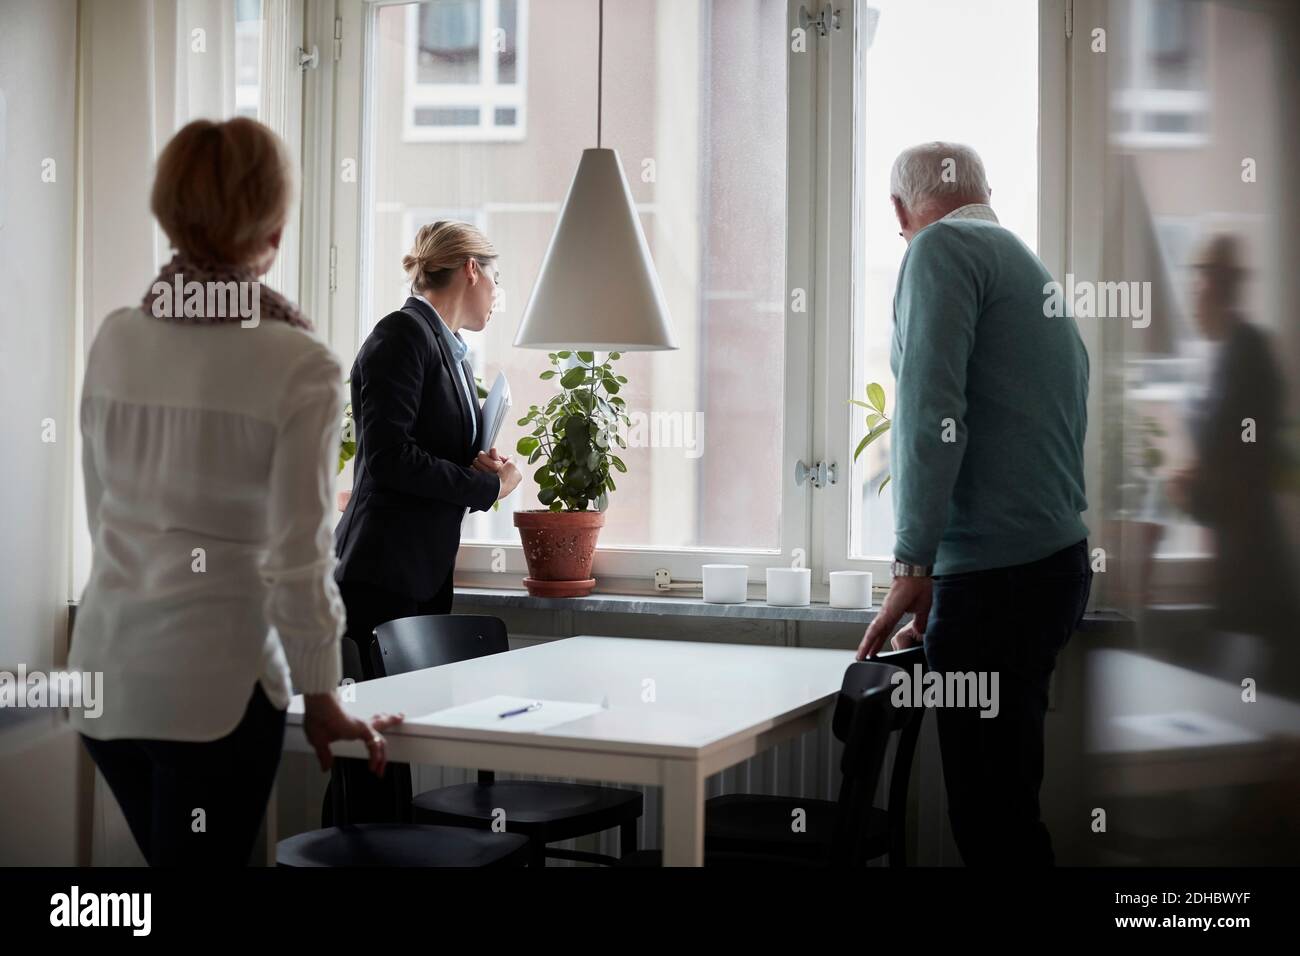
889, 142, 990, 211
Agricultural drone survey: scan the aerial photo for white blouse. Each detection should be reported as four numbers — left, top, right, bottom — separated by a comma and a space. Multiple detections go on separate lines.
70, 307, 345, 742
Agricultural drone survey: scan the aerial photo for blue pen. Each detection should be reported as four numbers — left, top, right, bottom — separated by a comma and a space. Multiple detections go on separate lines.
499, 701, 543, 719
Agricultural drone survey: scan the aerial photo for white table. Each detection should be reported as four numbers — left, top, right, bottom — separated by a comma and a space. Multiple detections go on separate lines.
1086, 649, 1300, 795
280, 635, 854, 866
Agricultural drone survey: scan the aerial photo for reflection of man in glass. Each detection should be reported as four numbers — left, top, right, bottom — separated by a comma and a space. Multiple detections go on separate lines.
1167, 234, 1296, 642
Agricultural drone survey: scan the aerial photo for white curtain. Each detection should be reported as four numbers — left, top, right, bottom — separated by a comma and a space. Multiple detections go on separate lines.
78, 0, 237, 342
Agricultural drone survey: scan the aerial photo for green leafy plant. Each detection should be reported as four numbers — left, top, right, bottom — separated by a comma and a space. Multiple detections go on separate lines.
515, 350, 629, 512
850, 382, 892, 496
337, 387, 356, 475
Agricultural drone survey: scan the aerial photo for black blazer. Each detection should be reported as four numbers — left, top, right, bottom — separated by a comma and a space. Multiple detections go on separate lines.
334, 296, 498, 601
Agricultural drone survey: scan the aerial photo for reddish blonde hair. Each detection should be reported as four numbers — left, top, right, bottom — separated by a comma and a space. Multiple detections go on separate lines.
150, 117, 292, 266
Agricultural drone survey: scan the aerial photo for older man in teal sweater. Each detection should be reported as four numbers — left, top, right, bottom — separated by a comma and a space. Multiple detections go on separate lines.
857, 142, 1092, 867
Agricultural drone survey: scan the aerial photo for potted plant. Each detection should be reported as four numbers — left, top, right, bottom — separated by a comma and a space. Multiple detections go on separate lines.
513, 350, 629, 597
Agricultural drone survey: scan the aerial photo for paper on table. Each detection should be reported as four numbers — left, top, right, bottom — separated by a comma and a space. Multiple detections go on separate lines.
477, 372, 511, 455
408, 695, 605, 733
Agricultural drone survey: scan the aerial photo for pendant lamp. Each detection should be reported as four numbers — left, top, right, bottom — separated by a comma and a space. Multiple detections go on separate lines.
513, 0, 678, 351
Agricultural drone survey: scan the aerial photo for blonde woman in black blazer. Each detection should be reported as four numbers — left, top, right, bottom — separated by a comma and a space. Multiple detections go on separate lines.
334, 221, 522, 677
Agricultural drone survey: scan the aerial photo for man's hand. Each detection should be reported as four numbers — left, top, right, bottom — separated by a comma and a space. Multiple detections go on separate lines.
856, 575, 933, 660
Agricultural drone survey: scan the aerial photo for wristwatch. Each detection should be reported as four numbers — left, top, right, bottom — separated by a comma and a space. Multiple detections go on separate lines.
890, 559, 933, 578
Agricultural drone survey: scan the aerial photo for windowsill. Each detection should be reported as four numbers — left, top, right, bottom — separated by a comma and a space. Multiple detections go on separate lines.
453, 585, 1131, 631
63, 590, 1130, 632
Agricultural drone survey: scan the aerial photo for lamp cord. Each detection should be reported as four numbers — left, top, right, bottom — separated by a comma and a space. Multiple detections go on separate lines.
597, 0, 604, 148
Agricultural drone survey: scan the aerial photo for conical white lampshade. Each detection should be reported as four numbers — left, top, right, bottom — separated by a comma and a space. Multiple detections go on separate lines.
514, 148, 678, 351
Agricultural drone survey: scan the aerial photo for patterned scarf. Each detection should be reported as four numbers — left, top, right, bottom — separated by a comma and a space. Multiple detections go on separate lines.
141, 253, 313, 332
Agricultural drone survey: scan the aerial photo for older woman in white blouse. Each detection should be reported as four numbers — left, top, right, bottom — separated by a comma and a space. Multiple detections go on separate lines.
70, 117, 400, 866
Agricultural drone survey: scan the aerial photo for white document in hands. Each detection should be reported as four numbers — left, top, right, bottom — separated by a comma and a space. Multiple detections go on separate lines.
477, 372, 511, 455
408, 695, 605, 733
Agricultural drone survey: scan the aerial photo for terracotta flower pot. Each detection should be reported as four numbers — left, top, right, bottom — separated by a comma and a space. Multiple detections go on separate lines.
514, 509, 606, 597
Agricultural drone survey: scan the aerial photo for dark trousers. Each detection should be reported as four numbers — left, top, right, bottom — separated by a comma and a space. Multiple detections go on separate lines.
80, 683, 286, 866
923, 539, 1092, 867
326, 571, 454, 825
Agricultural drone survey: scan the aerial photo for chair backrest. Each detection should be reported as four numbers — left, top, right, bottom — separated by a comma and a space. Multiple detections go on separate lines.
339, 636, 366, 683
372, 614, 510, 677
872, 645, 928, 866
828, 659, 908, 866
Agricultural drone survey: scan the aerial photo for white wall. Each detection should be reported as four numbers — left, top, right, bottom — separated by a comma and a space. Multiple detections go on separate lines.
0, 0, 82, 865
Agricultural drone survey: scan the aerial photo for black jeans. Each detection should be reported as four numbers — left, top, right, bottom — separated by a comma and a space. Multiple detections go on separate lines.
326, 572, 454, 825
80, 683, 286, 866
923, 539, 1092, 867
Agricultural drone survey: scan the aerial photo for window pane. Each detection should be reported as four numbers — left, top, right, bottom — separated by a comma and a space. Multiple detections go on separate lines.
494, 107, 517, 126
850, 0, 1038, 559
497, 0, 519, 84
418, 0, 481, 85
366, 0, 787, 551
1146, 0, 1204, 91
415, 106, 481, 126
234, 0, 262, 119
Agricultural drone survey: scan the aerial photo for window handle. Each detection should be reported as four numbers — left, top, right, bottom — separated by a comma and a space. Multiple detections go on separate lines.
795, 460, 836, 489
798, 4, 841, 38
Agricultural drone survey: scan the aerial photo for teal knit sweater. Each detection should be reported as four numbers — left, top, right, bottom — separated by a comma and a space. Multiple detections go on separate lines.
889, 214, 1089, 575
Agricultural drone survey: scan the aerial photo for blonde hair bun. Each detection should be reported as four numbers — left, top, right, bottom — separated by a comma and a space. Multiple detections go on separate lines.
405, 220, 498, 293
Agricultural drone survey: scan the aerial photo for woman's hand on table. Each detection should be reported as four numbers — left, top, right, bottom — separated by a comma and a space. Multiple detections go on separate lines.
303, 692, 404, 776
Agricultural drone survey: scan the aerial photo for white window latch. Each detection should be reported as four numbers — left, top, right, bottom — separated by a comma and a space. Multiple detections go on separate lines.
654, 569, 702, 593
298, 45, 319, 72
798, 4, 841, 37
794, 460, 836, 489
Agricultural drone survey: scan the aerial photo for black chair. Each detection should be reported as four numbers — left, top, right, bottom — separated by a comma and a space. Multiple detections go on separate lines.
701, 645, 928, 866
618, 651, 914, 867
278, 638, 530, 867
277, 824, 530, 867
373, 614, 644, 868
